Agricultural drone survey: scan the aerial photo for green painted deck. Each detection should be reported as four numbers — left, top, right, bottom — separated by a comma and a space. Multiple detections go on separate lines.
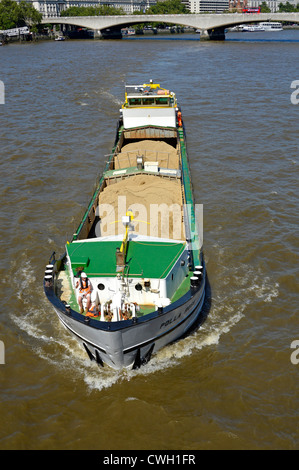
171, 271, 193, 303
67, 239, 186, 279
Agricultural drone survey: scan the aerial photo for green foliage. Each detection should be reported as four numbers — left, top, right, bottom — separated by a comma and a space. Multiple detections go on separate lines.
0, 0, 42, 29
147, 0, 189, 14
278, 1, 299, 11
259, 2, 271, 12
61, 5, 124, 17
18, 1, 42, 26
0, 0, 20, 29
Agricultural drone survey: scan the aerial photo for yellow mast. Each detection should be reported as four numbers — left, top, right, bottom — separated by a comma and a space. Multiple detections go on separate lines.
116, 211, 134, 273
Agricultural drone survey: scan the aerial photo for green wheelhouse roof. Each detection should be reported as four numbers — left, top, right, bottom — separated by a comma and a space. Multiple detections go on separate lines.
66, 239, 186, 279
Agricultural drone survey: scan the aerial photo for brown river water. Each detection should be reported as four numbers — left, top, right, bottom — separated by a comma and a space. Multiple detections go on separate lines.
0, 29, 298, 451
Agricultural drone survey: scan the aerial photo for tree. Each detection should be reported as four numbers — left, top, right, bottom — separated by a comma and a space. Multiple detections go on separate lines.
61, 6, 124, 17
0, 0, 20, 29
18, 1, 42, 28
147, 0, 189, 14
259, 2, 271, 12
278, 1, 297, 11
0, 0, 42, 29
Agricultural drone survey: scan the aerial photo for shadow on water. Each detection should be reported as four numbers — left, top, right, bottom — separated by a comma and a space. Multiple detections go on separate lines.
227, 38, 299, 43
124, 36, 299, 43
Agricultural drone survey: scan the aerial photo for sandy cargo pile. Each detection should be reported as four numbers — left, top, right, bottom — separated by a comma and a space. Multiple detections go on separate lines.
114, 140, 179, 170
98, 174, 184, 240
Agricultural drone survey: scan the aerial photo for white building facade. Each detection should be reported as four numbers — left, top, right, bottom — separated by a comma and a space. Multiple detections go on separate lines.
29, 0, 155, 18
247, 0, 298, 12
184, 0, 229, 13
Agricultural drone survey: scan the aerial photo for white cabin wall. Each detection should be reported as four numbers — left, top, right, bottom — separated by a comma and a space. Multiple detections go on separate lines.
123, 108, 176, 129
86, 276, 166, 307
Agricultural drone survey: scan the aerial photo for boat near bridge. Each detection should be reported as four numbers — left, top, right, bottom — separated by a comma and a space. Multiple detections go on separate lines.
259, 22, 283, 31
230, 21, 283, 33
43, 81, 206, 370
242, 24, 265, 32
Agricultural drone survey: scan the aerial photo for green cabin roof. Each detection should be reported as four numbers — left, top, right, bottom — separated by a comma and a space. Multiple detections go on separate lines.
67, 239, 186, 279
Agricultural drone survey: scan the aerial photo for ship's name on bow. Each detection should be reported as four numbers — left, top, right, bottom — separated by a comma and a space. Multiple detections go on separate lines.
160, 313, 182, 329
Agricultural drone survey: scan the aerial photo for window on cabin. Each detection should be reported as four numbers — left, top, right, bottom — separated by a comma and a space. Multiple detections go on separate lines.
142, 98, 155, 106
155, 97, 169, 106
128, 98, 142, 106
127, 97, 170, 107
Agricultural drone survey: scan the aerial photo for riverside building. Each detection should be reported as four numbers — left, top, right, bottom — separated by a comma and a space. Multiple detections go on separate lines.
184, 0, 229, 12
229, 0, 298, 12
247, 0, 298, 12
26, 0, 156, 18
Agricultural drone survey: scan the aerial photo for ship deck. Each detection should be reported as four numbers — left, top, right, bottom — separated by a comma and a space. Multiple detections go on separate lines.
57, 258, 193, 319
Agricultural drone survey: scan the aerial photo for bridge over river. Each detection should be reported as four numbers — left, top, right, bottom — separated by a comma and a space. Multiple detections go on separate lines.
43, 13, 299, 40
